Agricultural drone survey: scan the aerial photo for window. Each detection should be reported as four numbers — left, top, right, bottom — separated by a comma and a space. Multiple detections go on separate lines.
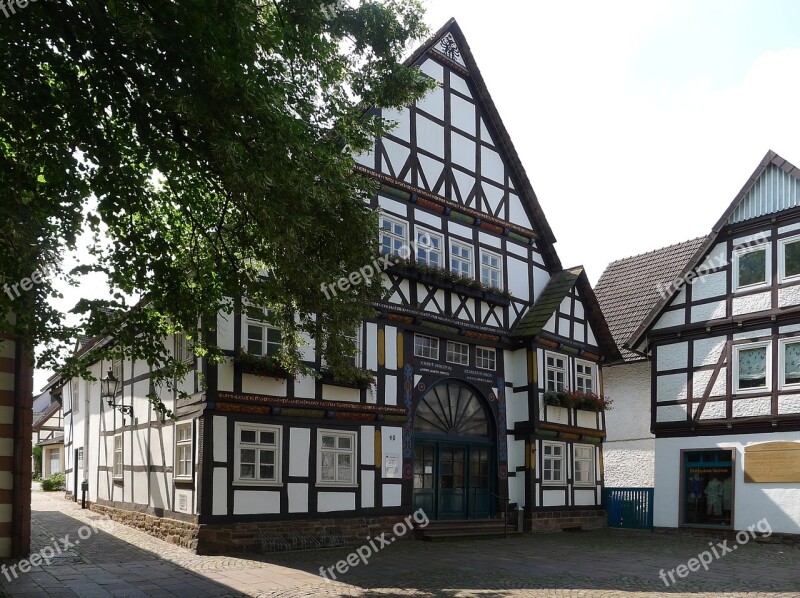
380, 215, 407, 257
575, 360, 596, 394
573, 445, 595, 485
175, 423, 193, 479
542, 442, 565, 484
77, 447, 84, 479
348, 326, 362, 367
475, 347, 496, 371
414, 334, 439, 360
246, 306, 281, 357
416, 228, 443, 268
318, 430, 356, 485
450, 240, 473, 278
446, 341, 469, 366
545, 352, 567, 392
733, 341, 771, 393
779, 235, 800, 282
733, 244, 770, 290
112, 358, 123, 384
175, 332, 192, 364
234, 423, 281, 484
113, 435, 123, 479
71, 380, 79, 414
682, 449, 734, 527
779, 338, 800, 389
480, 250, 502, 289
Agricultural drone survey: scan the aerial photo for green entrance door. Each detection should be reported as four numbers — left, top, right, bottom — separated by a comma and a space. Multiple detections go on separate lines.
439, 445, 467, 519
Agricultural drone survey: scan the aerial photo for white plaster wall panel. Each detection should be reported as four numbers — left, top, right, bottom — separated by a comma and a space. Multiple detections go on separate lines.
132, 358, 150, 379
546, 406, 569, 425
482, 183, 504, 215
424, 290, 446, 315
508, 475, 523, 508
414, 209, 442, 230
133, 471, 149, 505
416, 116, 444, 156
234, 490, 280, 515
558, 297, 571, 315
212, 467, 227, 515
699, 400, 727, 420
507, 258, 529, 302
506, 241, 527, 258
366, 322, 378, 371
323, 385, 360, 403
780, 323, 800, 334
732, 292, 772, 316
656, 342, 688, 372
447, 221, 473, 240
574, 322, 585, 344
533, 267, 550, 302
732, 396, 772, 418
360, 426, 375, 467
557, 317, 570, 338
384, 326, 398, 370
480, 119, 492, 144
653, 309, 685, 330
657, 404, 688, 422
354, 147, 374, 168
779, 222, 800, 234
507, 438, 525, 472
603, 441, 655, 487
381, 426, 402, 478
574, 490, 596, 506
217, 311, 235, 351
378, 195, 408, 218
452, 169, 474, 203
450, 94, 474, 135
450, 131, 475, 171
779, 285, 800, 308
294, 374, 316, 399
699, 242, 727, 271
383, 374, 398, 407
361, 471, 375, 508
673, 289, 687, 305
691, 301, 727, 323
212, 416, 228, 463
733, 329, 771, 341
692, 369, 712, 399
289, 428, 310, 477
455, 298, 475, 323
383, 107, 410, 142
711, 368, 727, 396
288, 483, 309, 513
382, 139, 410, 177
318, 492, 356, 512
593, 365, 650, 444
416, 85, 444, 120
733, 231, 770, 246
479, 231, 501, 248
543, 314, 556, 334
217, 360, 234, 392
149, 472, 169, 510
542, 490, 565, 507
693, 337, 726, 367
691, 271, 727, 301
241, 375, 287, 397
656, 373, 688, 403
419, 58, 443, 82
382, 484, 402, 507
508, 193, 532, 229
778, 394, 800, 414
481, 146, 504, 183
576, 410, 597, 429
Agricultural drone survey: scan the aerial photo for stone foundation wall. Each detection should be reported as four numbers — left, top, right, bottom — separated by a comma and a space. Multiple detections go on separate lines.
90, 503, 201, 551
527, 509, 606, 532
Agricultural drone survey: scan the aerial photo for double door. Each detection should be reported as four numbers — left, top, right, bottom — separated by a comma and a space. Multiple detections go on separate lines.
413, 440, 493, 520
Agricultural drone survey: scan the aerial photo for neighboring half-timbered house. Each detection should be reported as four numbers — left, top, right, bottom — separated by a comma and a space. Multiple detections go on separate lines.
602, 151, 800, 535
62, 19, 619, 553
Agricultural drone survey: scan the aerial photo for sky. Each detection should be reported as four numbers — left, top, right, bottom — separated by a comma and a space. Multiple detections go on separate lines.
32, 0, 800, 391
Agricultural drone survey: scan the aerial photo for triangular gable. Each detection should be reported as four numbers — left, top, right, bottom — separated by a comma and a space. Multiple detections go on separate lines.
355, 19, 561, 272
627, 150, 800, 352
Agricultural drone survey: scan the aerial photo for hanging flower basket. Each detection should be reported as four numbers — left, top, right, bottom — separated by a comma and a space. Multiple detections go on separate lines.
234, 348, 293, 379
543, 390, 613, 411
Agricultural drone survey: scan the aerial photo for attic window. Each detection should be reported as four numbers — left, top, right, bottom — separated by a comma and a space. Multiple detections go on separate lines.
733, 244, 769, 291
779, 235, 800, 282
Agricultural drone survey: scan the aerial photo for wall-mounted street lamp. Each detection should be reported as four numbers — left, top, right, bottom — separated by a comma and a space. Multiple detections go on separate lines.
100, 368, 132, 416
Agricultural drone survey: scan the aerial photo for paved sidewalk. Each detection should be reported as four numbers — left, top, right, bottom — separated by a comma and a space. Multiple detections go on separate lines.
1, 490, 799, 597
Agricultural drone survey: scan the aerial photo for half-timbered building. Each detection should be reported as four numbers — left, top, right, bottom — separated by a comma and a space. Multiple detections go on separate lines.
600, 150, 800, 535
61, 19, 619, 553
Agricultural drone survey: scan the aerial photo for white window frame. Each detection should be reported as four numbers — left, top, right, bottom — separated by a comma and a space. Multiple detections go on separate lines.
778, 337, 800, 390
475, 346, 496, 371
480, 249, 503, 289
574, 359, 597, 394
317, 429, 357, 487
542, 441, 565, 485
415, 227, 444, 268
113, 434, 123, 479
379, 214, 408, 257
71, 379, 79, 414
445, 340, 469, 366
245, 306, 282, 357
174, 422, 193, 480
233, 423, 282, 486
77, 447, 84, 480
779, 234, 800, 283
573, 444, 595, 486
732, 243, 771, 291
449, 240, 473, 278
175, 332, 193, 364
414, 334, 440, 360
732, 340, 772, 394
545, 351, 567, 392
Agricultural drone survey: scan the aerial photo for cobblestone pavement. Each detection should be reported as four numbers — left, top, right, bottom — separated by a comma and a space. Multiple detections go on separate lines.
1, 491, 799, 597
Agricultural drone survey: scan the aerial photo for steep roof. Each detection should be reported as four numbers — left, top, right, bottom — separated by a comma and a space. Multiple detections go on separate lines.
37, 433, 64, 447
32, 400, 61, 431
595, 237, 707, 362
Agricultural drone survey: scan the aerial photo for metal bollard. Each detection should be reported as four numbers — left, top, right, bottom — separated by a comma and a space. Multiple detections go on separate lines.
81, 479, 88, 509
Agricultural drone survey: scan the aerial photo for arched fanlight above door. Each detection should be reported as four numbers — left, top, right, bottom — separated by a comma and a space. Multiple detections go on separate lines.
414, 382, 490, 438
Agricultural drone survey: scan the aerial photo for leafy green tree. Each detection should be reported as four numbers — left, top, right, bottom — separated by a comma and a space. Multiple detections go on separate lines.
0, 0, 432, 413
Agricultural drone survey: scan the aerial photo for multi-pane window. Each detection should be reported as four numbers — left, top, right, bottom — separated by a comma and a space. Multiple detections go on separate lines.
380, 215, 407, 257
348, 327, 362, 367
779, 235, 800, 282
414, 334, 439, 360
573, 445, 595, 485
480, 250, 502, 289
246, 306, 281, 357
733, 342, 770, 393
175, 423, 193, 479
175, 332, 192, 364
575, 360, 596, 394
542, 442, 565, 484
545, 353, 567, 392
780, 339, 800, 388
446, 341, 469, 366
450, 240, 473, 278
476, 347, 496, 371
112, 358, 123, 384
416, 229, 443, 268
71, 380, 79, 414
77, 447, 84, 478
235, 423, 281, 484
733, 244, 769, 290
113, 435, 123, 479
318, 430, 356, 485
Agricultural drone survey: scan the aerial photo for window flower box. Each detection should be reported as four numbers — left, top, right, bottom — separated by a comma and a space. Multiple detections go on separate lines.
388, 259, 512, 305
234, 348, 293, 379
542, 390, 613, 411
319, 367, 375, 390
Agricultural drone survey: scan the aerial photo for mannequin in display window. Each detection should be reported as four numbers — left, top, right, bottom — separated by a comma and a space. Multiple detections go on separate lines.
705, 477, 724, 516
